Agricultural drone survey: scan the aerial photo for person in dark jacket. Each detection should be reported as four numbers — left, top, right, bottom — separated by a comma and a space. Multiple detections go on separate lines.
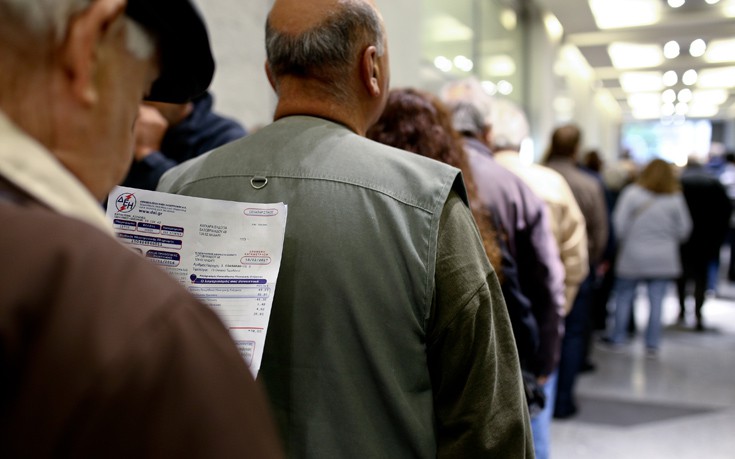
677, 160, 732, 330
122, 91, 247, 190
0, 1, 283, 456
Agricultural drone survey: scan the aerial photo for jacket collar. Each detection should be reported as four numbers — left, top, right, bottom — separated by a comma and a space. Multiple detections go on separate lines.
0, 110, 112, 234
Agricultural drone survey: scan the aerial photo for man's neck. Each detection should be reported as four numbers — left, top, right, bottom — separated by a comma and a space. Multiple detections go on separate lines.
272, 79, 372, 136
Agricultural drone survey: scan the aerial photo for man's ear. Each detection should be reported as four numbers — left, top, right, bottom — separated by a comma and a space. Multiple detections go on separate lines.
61, 0, 126, 106
360, 45, 383, 98
265, 60, 277, 92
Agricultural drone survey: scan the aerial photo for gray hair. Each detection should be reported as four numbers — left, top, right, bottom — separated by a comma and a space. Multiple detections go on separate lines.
265, 0, 385, 95
0, 0, 90, 44
449, 102, 486, 138
0, 0, 154, 59
442, 77, 529, 151
440, 77, 493, 125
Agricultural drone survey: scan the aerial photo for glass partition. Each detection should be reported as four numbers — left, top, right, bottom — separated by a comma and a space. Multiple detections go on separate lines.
421, 0, 525, 105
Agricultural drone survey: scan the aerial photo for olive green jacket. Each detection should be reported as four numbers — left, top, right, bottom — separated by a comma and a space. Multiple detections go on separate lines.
159, 116, 533, 458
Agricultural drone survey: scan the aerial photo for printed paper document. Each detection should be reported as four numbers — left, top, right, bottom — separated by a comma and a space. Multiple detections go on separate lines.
106, 186, 287, 376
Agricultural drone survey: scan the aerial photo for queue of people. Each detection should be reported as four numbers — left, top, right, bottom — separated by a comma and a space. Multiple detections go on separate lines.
2, 0, 734, 458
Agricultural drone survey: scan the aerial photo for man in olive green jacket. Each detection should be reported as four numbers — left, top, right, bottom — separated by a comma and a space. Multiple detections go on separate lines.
160, 0, 533, 457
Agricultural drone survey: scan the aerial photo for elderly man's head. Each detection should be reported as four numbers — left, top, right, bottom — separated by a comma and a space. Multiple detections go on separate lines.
442, 77, 530, 153
0, 0, 212, 200
264, 0, 389, 133
266, 0, 385, 95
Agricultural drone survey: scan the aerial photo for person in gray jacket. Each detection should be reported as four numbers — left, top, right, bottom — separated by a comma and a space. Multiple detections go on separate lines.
158, 0, 533, 457
607, 159, 692, 355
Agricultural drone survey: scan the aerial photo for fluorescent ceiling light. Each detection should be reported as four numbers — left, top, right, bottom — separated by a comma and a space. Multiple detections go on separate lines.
705, 0, 720, 4
632, 107, 662, 119
664, 41, 680, 59
688, 104, 720, 117
628, 93, 662, 108
697, 67, 735, 88
424, 14, 473, 42
562, 44, 593, 81
726, 0, 735, 17
453, 55, 474, 72
434, 56, 453, 73
662, 103, 676, 116
544, 13, 563, 41
620, 71, 664, 92
589, 0, 662, 29
690, 39, 707, 57
500, 9, 517, 31
663, 70, 678, 86
483, 55, 516, 77
608, 43, 664, 69
704, 38, 735, 63
663, 89, 677, 104
682, 69, 698, 85
497, 80, 514, 95
481, 81, 498, 95
692, 89, 728, 105
668, 0, 685, 7
675, 102, 689, 115
678, 88, 693, 103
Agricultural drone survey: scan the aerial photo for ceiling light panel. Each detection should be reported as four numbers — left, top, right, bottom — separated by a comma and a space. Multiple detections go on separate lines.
690, 39, 707, 57
424, 14, 473, 42
632, 106, 663, 119
483, 55, 516, 77
725, 0, 735, 17
682, 69, 698, 85
628, 93, 662, 108
692, 89, 729, 105
678, 88, 693, 103
589, 0, 662, 29
663, 70, 678, 86
704, 38, 735, 64
608, 43, 664, 69
663, 89, 677, 104
664, 41, 680, 59
688, 104, 720, 118
544, 13, 564, 41
500, 9, 517, 31
697, 67, 735, 88
619, 71, 664, 92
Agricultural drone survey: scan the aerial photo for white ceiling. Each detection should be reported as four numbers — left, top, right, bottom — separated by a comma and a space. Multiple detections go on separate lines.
534, 0, 735, 120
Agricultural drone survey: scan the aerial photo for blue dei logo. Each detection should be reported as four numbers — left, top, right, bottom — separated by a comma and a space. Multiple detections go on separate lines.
115, 193, 137, 213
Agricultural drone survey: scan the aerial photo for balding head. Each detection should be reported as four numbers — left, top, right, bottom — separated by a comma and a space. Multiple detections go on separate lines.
267, 0, 343, 35
549, 124, 581, 160
265, 0, 385, 99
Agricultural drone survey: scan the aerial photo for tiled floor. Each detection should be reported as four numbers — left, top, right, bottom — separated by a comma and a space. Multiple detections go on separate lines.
551, 278, 735, 459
